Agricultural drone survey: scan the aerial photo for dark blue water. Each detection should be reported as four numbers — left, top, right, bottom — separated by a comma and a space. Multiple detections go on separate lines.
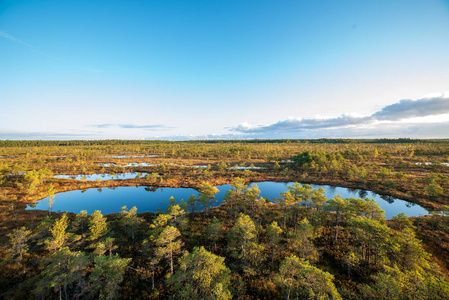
26, 181, 428, 219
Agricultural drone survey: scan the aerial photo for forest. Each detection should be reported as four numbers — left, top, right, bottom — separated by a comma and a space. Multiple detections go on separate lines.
1, 139, 449, 299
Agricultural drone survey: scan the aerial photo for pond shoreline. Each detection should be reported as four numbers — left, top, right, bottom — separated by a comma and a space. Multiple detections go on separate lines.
26, 175, 429, 219
11, 169, 438, 216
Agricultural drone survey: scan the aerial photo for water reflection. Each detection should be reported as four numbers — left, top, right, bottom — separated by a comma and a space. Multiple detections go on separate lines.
27, 181, 428, 219
380, 194, 395, 204
358, 190, 368, 199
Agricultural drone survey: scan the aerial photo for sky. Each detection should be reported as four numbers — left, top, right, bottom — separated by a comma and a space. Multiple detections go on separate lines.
1, 0, 449, 140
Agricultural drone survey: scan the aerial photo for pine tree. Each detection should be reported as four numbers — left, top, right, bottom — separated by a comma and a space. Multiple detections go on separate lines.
47, 183, 55, 215
274, 255, 342, 300
266, 221, 283, 262
37, 247, 89, 300
120, 206, 143, 240
205, 217, 223, 252
7, 226, 31, 267
198, 182, 219, 211
287, 218, 318, 262
167, 204, 185, 224
89, 254, 131, 299
326, 194, 348, 242
45, 212, 69, 253
167, 246, 232, 300
88, 210, 108, 242
187, 194, 197, 213
228, 213, 258, 267
154, 225, 183, 275
73, 210, 88, 236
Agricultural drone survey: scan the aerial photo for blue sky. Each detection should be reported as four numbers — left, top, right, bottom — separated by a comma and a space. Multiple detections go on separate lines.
1, 0, 449, 140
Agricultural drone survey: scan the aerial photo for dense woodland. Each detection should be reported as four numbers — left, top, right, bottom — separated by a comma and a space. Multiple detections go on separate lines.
1, 139, 449, 299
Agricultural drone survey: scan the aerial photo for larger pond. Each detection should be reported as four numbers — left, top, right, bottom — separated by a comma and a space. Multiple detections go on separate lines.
27, 182, 428, 219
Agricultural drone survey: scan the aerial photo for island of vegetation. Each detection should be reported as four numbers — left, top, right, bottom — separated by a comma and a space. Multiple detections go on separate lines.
1, 139, 448, 299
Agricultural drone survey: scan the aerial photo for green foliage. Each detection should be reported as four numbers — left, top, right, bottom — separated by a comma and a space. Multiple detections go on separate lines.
72, 210, 88, 235
187, 194, 198, 212
45, 213, 69, 253
154, 225, 183, 274
120, 206, 143, 239
88, 210, 108, 242
266, 221, 283, 261
228, 213, 262, 271
274, 255, 342, 300
205, 217, 223, 252
425, 181, 444, 197
198, 182, 219, 210
390, 227, 429, 270
360, 264, 449, 300
292, 151, 313, 167
7, 226, 32, 263
348, 216, 392, 266
287, 218, 318, 262
89, 254, 131, 300
287, 182, 313, 207
23, 168, 53, 193
391, 213, 414, 230
168, 246, 232, 300
36, 247, 89, 299
166, 204, 185, 223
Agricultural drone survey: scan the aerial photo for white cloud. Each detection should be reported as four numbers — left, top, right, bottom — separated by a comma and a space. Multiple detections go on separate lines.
231, 95, 449, 135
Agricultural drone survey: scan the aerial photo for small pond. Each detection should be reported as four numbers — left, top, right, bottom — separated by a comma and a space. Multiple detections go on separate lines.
99, 163, 207, 168
415, 162, 449, 166
27, 182, 428, 219
228, 166, 266, 170
99, 163, 155, 167
55, 173, 154, 181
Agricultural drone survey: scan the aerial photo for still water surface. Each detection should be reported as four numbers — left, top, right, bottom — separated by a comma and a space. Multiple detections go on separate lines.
55, 173, 150, 180
27, 181, 428, 219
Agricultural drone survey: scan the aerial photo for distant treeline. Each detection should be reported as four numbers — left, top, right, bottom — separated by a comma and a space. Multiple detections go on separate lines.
1, 138, 448, 147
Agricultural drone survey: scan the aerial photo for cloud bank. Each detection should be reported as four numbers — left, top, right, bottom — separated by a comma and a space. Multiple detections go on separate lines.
232, 96, 449, 134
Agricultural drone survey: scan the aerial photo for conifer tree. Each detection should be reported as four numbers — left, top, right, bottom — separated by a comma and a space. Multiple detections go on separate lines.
45, 212, 69, 253
287, 218, 318, 262
187, 194, 197, 213
120, 206, 143, 240
168, 246, 232, 300
37, 247, 89, 300
228, 213, 259, 268
47, 183, 55, 215
198, 182, 219, 211
326, 194, 348, 242
89, 254, 131, 300
266, 221, 283, 262
88, 210, 108, 242
73, 210, 88, 236
154, 225, 183, 275
274, 255, 342, 300
7, 226, 31, 267
205, 217, 223, 252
